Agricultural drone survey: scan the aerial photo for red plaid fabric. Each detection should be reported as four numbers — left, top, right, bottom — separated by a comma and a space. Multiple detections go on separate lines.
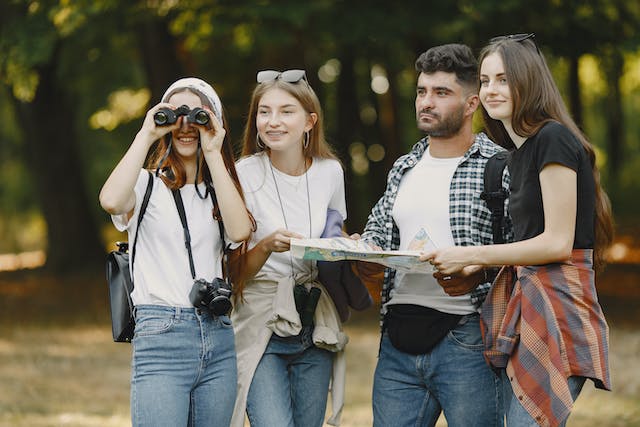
480, 249, 611, 427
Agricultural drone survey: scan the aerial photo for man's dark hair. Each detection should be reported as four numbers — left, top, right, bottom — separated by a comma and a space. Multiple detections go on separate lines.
415, 44, 478, 90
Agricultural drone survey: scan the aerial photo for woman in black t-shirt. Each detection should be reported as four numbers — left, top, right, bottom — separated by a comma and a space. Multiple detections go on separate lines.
424, 35, 614, 426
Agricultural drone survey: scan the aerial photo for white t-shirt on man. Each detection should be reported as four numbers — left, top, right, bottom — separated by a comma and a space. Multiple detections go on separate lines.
390, 147, 475, 315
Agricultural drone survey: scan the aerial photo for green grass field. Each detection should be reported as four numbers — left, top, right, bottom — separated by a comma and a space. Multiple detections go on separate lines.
0, 267, 638, 426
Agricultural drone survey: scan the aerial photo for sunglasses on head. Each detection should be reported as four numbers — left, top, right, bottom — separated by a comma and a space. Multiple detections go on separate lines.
490, 33, 540, 54
256, 69, 307, 84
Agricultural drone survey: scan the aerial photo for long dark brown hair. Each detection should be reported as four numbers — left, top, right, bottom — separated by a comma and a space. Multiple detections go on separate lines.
478, 39, 614, 270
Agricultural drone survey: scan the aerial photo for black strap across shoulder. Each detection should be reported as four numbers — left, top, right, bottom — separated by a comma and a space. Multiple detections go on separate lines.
131, 171, 154, 279
480, 151, 509, 244
171, 184, 228, 281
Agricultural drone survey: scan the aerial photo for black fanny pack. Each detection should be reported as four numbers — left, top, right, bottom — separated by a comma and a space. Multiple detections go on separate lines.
384, 304, 462, 355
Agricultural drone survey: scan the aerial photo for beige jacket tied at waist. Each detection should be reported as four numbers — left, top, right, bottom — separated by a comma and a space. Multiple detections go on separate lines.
230, 270, 349, 427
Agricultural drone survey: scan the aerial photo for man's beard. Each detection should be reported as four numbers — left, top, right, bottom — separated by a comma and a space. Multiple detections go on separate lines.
417, 105, 465, 138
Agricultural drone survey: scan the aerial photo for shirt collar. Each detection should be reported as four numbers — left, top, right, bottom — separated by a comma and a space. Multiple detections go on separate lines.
411, 132, 496, 163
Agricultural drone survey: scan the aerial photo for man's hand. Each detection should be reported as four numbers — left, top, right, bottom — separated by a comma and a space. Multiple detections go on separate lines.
348, 233, 385, 288
434, 265, 483, 297
351, 261, 385, 291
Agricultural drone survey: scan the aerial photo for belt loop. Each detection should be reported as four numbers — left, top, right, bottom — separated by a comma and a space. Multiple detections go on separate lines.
175, 306, 181, 319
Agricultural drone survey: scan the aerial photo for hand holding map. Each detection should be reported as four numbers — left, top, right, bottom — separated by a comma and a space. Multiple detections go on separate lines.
290, 228, 438, 274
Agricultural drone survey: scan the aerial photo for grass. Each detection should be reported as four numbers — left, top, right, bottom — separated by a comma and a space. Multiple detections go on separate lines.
0, 266, 639, 427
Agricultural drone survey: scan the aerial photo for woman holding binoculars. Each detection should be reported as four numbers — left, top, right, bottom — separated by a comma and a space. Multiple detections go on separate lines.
99, 77, 253, 427
229, 69, 348, 427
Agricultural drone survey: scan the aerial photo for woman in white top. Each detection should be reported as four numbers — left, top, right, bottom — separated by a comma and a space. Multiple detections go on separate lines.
99, 77, 253, 427
230, 70, 348, 427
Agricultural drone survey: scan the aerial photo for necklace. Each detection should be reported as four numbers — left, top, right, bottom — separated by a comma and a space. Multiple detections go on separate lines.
269, 157, 312, 276
270, 163, 306, 191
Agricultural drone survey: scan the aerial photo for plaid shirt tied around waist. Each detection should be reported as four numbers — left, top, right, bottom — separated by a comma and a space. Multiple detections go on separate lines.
480, 249, 611, 427
362, 133, 511, 322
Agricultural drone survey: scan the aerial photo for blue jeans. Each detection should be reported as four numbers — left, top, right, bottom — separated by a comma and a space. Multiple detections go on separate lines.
502, 371, 585, 426
373, 313, 503, 427
246, 327, 333, 427
131, 305, 237, 427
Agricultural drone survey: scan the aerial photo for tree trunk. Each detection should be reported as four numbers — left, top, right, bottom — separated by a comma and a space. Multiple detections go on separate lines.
11, 50, 105, 274
336, 52, 364, 231
382, 64, 403, 170
136, 16, 187, 103
602, 49, 624, 191
568, 54, 583, 130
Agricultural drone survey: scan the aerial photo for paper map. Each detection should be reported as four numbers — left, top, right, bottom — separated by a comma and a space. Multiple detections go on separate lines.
290, 228, 438, 273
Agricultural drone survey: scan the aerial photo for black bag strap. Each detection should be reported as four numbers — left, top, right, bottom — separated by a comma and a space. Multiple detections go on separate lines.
480, 151, 509, 244
130, 170, 154, 278
171, 184, 228, 281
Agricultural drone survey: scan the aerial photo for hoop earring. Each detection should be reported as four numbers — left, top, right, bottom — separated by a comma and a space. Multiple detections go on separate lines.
303, 131, 310, 150
256, 134, 265, 150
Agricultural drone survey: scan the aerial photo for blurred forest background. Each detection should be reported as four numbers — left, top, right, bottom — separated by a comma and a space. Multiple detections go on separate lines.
2, 2, 640, 426
1, 0, 639, 273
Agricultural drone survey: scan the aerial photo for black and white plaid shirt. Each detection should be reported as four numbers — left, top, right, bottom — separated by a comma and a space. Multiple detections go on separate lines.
362, 133, 512, 319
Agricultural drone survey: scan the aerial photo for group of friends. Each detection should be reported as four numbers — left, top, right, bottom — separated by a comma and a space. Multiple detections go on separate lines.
99, 34, 613, 427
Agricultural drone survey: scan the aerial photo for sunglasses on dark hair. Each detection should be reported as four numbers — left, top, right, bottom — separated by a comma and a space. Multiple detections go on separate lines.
490, 33, 540, 54
256, 69, 307, 84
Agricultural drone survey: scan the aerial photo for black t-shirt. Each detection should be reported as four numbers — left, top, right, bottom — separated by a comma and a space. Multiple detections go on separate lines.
507, 121, 595, 248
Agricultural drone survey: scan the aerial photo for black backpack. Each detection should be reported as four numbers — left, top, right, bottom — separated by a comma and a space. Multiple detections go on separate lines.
480, 151, 509, 244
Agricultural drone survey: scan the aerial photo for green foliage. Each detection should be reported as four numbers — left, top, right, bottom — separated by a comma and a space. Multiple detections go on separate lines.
0, 2, 55, 100
0, 0, 639, 256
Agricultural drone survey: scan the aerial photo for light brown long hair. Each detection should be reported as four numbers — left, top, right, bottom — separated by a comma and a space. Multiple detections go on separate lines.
232, 77, 338, 299
240, 79, 338, 161
478, 39, 614, 270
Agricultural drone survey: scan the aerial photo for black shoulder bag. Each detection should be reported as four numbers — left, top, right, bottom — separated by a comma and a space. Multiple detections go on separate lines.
105, 171, 154, 343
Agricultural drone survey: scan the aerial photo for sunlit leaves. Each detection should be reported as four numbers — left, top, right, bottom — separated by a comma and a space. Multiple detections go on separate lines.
89, 88, 151, 131
233, 24, 253, 53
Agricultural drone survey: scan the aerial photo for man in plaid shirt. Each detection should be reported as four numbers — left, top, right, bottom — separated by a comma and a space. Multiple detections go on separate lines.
361, 44, 511, 426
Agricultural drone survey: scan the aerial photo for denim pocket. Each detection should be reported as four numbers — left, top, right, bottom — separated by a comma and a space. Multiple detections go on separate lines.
135, 314, 176, 336
448, 315, 483, 350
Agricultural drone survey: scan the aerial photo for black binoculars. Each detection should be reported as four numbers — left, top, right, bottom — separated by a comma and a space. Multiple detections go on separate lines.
293, 284, 321, 327
153, 104, 210, 126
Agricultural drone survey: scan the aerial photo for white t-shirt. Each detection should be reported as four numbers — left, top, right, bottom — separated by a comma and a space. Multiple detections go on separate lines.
236, 153, 346, 278
112, 170, 225, 307
390, 147, 475, 315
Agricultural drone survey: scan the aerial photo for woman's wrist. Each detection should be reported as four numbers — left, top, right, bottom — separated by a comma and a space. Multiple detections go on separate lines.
204, 149, 225, 169
133, 130, 157, 149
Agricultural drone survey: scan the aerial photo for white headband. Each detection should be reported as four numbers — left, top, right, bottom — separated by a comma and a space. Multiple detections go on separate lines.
161, 77, 223, 121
